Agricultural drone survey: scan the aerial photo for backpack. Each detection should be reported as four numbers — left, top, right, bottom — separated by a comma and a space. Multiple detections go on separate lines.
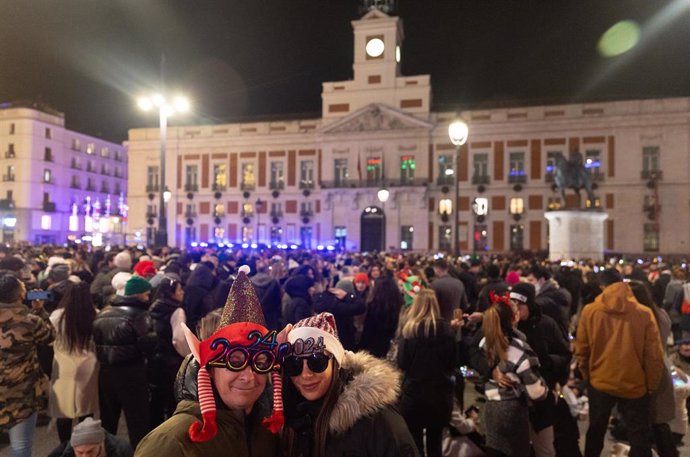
680, 282, 690, 315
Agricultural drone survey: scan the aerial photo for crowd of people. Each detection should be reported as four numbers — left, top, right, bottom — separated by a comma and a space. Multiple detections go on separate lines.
0, 242, 689, 457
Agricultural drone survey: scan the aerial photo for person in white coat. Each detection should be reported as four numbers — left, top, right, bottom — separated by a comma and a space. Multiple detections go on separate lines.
49, 282, 99, 443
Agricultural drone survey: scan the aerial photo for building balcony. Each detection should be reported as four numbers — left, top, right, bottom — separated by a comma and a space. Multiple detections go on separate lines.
146, 184, 160, 192
212, 211, 225, 219
70, 162, 81, 170
70, 182, 81, 189
299, 210, 314, 218
471, 175, 491, 185
44, 155, 53, 162
269, 181, 285, 190
299, 180, 315, 190
146, 210, 157, 218
184, 183, 199, 192
100, 187, 110, 194
85, 185, 96, 191
86, 166, 95, 173
42, 201, 56, 212
184, 210, 197, 218
241, 210, 254, 218
436, 175, 454, 186
507, 174, 527, 184
641, 170, 663, 180
270, 210, 283, 218
319, 178, 428, 189
589, 169, 605, 182
5, 151, 15, 158
545, 172, 555, 183
240, 182, 255, 191
3, 175, 15, 182
212, 183, 227, 192
101, 169, 110, 176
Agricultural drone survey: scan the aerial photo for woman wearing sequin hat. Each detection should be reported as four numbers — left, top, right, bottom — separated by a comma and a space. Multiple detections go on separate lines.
135, 265, 285, 457
281, 312, 418, 457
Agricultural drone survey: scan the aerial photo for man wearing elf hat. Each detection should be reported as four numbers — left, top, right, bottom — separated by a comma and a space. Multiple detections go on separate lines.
135, 265, 287, 457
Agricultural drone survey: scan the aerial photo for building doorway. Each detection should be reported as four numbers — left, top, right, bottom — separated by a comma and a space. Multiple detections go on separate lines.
360, 206, 385, 252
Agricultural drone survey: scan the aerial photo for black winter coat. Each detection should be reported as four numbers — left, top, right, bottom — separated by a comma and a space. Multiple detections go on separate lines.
397, 319, 456, 425
313, 290, 365, 351
250, 272, 282, 331
535, 280, 571, 335
183, 265, 218, 333
93, 295, 158, 367
360, 303, 399, 358
517, 314, 572, 388
149, 297, 185, 386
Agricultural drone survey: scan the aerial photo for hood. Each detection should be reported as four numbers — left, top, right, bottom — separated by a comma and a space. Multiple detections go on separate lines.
186, 264, 216, 290
329, 351, 401, 434
284, 275, 314, 301
538, 278, 560, 294
594, 282, 639, 314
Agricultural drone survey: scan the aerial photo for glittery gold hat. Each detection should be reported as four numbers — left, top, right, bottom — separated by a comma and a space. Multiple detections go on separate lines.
218, 264, 266, 328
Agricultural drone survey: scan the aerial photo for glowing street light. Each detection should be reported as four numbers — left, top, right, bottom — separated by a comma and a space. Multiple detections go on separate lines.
448, 118, 469, 256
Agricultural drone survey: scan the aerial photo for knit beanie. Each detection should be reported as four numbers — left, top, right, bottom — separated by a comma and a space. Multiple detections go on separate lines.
353, 272, 369, 284
510, 282, 536, 307
181, 265, 285, 442
124, 275, 151, 296
70, 418, 105, 447
506, 271, 521, 285
49, 264, 70, 283
113, 251, 132, 270
133, 260, 156, 278
111, 272, 132, 296
288, 312, 345, 366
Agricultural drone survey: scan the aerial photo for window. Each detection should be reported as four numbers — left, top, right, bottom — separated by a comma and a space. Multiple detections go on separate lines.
213, 164, 227, 191
146, 204, 157, 217
439, 225, 452, 252
44, 147, 53, 162
300, 202, 314, 217
270, 202, 282, 218
242, 226, 253, 243
300, 226, 313, 249
439, 198, 452, 216
547, 197, 562, 211
70, 176, 80, 188
401, 225, 414, 250
300, 160, 314, 189
101, 147, 109, 158
213, 203, 225, 218
510, 224, 524, 251
334, 159, 349, 187
86, 177, 95, 190
472, 197, 489, 216
509, 198, 524, 215
438, 154, 453, 184
585, 197, 601, 209
474, 224, 489, 252
101, 164, 109, 175
185, 227, 197, 245
100, 181, 110, 193
270, 226, 283, 244
334, 226, 347, 250
114, 150, 122, 161
508, 152, 525, 182
270, 162, 284, 189
400, 155, 415, 185
185, 203, 196, 217
241, 163, 255, 190
545, 151, 560, 181
114, 182, 121, 194
642, 146, 661, 179
643, 223, 659, 252
147, 166, 160, 191
72, 138, 81, 151
45, 127, 51, 139
472, 153, 489, 184
43, 169, 52, 184
185, 165, 199, 191
9, 123, 15, 135
366, 157, 382, 186
242, 202, 254, 217
214, 226, 225, 241
86, 143, 95, 155
70, 158, 80, 169
4, 165, 15, 181
585, 149, 602, 179
6, 143, 15, 158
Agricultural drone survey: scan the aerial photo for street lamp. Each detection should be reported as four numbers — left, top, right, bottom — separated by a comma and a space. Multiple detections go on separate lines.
377, 187, 389, 251
448, 118, 469, 257
138, 93, 190, 247
255, 198, 263, 244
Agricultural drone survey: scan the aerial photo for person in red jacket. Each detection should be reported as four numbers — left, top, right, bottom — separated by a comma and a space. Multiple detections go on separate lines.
575, 269, 665, 457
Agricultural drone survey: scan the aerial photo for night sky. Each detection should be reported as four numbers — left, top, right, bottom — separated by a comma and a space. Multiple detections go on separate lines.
1, 0, 688, 143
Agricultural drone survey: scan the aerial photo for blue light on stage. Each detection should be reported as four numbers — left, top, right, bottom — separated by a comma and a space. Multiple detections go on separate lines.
191, 242, 199, 247
242, 243, 249, 248
200, 242, 208, 247
326, 245, 335, 251
250, 243, 258, 249
316, 245, 324, 250
290, 244, 298, 250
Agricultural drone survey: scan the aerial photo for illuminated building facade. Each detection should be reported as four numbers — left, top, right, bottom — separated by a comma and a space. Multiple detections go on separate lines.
127, 9, 690, 256
0, 103, 128, 245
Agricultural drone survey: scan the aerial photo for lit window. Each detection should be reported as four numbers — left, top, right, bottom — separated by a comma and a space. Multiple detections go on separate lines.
400, 155, 415, 185
213, 164, 227, 190
439, 198, 452, 215
643, 223, 659, 252
241, 163, 255, 189
86, 143, 95, 155
509, 198, 524, 214
41, 215, 51, 230
101, 147, 109, 158
366, 157, 382, 185
43, 169, 52, 183
473, 198, 488, 216
509, 152, 525, 176
299, 160, 314, 189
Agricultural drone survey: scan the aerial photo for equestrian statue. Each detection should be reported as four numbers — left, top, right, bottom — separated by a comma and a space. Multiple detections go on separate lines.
553, 151, 596, 205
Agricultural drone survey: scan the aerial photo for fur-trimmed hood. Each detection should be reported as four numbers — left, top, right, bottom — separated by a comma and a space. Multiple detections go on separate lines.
329, 350, 401, 434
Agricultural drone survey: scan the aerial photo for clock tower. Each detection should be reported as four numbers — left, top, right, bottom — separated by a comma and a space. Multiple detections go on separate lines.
322, 6, 431, 120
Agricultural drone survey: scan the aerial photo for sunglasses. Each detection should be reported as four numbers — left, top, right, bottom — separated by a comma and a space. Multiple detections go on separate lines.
283, 353, 332, 377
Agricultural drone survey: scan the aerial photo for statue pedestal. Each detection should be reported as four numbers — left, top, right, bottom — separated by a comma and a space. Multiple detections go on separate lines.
544, 211, 608, 261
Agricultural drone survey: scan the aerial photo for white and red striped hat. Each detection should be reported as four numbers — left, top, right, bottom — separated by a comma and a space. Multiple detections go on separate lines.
288, 312, 345, 365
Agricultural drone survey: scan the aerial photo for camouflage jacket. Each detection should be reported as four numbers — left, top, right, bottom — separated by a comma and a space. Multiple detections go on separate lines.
0, 301, 55, 430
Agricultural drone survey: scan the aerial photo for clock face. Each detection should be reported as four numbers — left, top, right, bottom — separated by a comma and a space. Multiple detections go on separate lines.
365, 38, 385, 58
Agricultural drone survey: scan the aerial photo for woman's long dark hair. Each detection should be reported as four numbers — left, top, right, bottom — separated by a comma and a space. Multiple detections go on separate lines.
282, 359, 343, 457
367, 276, 403, 328
57, 282, 96, 354
628, 280, 663, 330
151, 276, 181, 305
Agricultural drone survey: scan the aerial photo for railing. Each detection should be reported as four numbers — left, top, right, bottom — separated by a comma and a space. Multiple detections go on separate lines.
299, 210, 314, 218
269, 181, 285, 190
86, 184, 96, 191
5, 151, 15, 158
184, 210, 197, 218
270, 210, 283, 218
146, 184, 160, 192
212, 211, 225, 218
471, 175, 491, 185
184, 183, 199, 192
545, 172, 555, 183
100, 187, 109, 194
589, 170, 605, 182
101, 169, 110, 176
319, 178, 429, 189
3, 175, 15, 182
507, 174, 527, 184
299, 180, 315, 190
70, 162, 81, 170
42, 201, 56, 212
641, 170, 663, 180
0, 199, 15, 210
436, 176, 454, 186
212, 183, 227, 192
44, 155, 53, 162
240, 182, 255, 191
146, 211, 157, 218
70, 183, 81, 189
